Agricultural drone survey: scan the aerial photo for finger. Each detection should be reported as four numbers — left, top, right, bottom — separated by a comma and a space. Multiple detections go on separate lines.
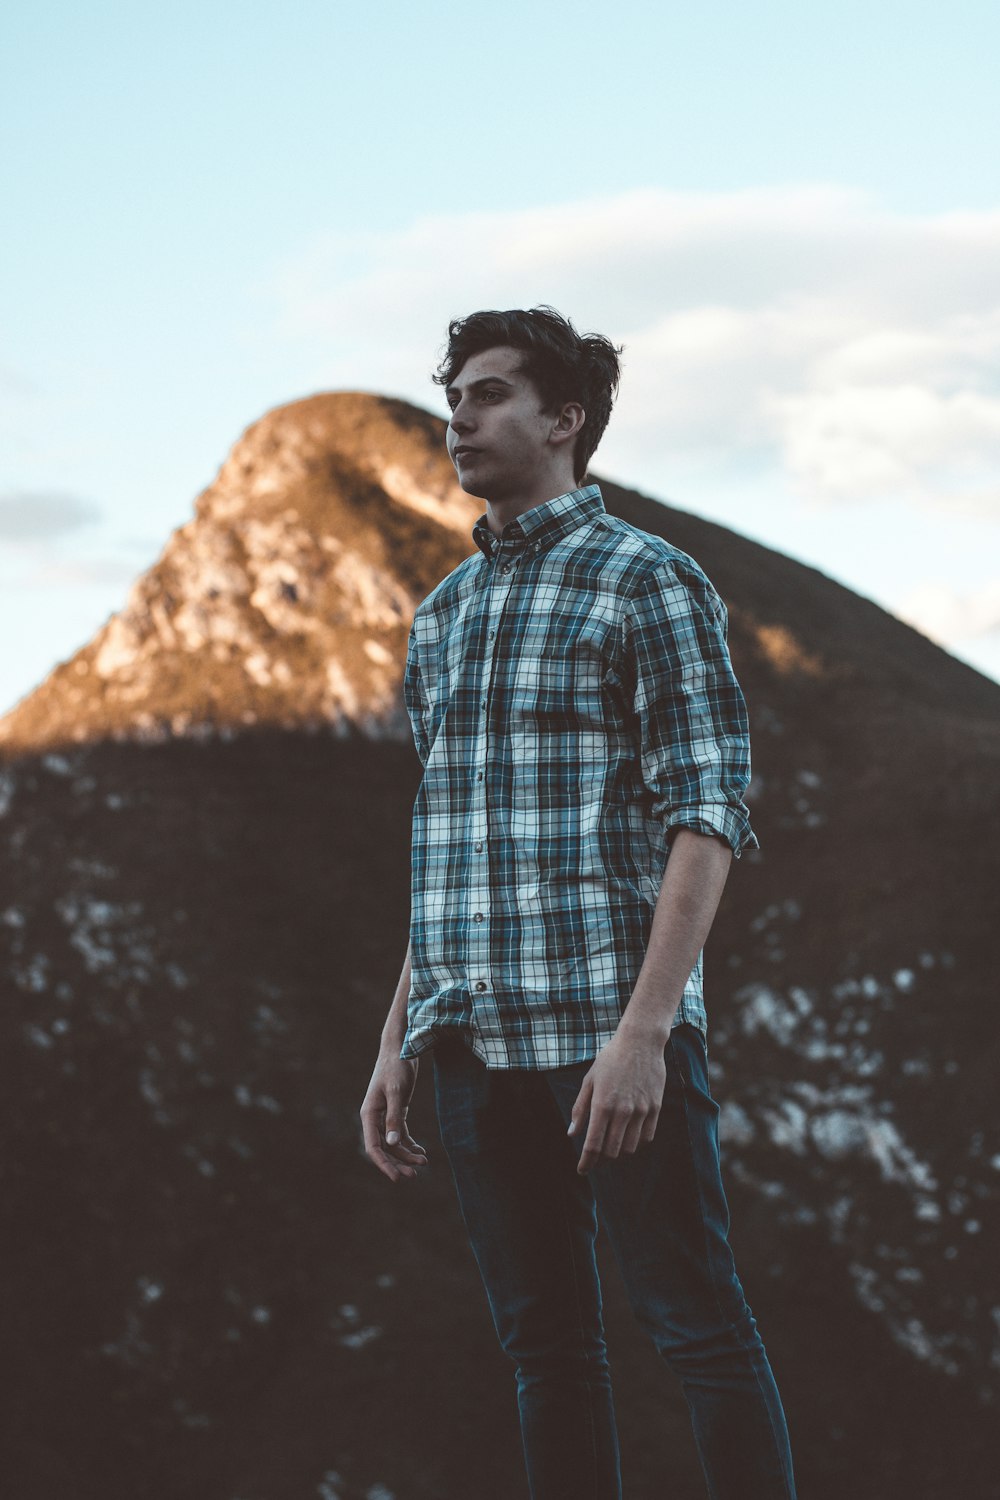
577, 1107, 610, 1174
389, 1111, 427, 1160
360, 1106, 421, 1182
640, 1107, 660, 1145
387, 1138, 428, 1165
366, 1139, 411, 1182
360, 1103, 386, 1161
600, 1110, 634, 1161
567, 1074, 593, 1137
620, 1116, 646, 1155
398, 1131, 428, 1159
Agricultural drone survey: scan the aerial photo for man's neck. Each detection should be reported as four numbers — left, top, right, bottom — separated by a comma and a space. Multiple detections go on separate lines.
484, 475, 580, 538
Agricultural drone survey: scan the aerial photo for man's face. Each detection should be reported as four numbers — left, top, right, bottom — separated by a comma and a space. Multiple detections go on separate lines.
445, 346, 557, 501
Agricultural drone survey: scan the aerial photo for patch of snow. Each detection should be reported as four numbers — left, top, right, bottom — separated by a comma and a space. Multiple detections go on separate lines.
325, 658, 361, 719
735, 984, 800, 1046
12, 953, 49, 992
763, 1099, 809, 1155
719, 1099, 756, 1147
244, 651, 274, 687
233, 1085, 283, 1113
364, 638, 393, 665
0, 771, 15, 816
339, 1324, 382, 1351
139, 1070, 163, 1107
810, 1110, 868, 1159
93, 616, 140, 678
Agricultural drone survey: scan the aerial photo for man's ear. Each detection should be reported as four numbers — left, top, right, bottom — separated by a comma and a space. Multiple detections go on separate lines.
550, 402, 586, 449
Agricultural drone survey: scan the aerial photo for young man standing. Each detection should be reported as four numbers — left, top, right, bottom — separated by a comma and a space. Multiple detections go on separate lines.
360, 307, 796, 1500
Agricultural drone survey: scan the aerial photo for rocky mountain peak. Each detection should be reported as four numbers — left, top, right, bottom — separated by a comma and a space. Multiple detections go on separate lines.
0, 393, 479, 755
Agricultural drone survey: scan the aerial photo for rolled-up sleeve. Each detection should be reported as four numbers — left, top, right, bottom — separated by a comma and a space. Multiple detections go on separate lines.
622, 559, 758, 858
403, 621, 429, 767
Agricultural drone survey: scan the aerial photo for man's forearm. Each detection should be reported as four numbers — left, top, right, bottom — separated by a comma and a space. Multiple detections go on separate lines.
617, 828, 732, 1047
381, 941, 412, 1053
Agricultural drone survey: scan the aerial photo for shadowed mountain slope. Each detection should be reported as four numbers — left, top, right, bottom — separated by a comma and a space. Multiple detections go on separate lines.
1, 393, 998, 1499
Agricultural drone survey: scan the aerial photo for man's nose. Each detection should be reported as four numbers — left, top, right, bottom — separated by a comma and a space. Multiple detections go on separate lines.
450, 402, 474, 434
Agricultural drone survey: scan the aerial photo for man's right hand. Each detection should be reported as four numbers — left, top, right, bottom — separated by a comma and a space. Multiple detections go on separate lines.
360, 1053, 428, 1183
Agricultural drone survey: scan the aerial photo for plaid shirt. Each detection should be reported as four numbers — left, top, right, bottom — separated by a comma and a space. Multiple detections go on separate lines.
401, 484, 757, 1070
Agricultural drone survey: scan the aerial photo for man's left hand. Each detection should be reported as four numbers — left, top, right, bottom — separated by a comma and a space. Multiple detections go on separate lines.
568, 1028, 668, 1174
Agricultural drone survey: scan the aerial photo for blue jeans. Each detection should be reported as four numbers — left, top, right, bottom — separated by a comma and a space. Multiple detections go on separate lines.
431, 1025, 796, 1500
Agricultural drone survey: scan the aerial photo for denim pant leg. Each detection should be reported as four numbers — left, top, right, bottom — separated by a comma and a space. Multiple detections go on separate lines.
432, 1034, 622, 1500
547, 1026, 796, 1500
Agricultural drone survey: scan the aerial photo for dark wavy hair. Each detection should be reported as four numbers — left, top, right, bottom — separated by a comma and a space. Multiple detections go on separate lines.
433, 305, 622, 482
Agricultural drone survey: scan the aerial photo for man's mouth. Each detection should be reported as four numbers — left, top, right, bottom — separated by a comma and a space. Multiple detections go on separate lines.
453, 446, 480, 461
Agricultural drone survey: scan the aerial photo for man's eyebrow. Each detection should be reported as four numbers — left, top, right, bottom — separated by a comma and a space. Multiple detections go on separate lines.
445, 375, 518, 399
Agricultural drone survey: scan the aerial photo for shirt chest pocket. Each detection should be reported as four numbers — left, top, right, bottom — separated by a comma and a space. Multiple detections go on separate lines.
509, 647, 614, 737
419, 596, 483, 728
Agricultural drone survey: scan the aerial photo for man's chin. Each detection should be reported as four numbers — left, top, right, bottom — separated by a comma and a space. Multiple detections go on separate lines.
456, 472, 490, 500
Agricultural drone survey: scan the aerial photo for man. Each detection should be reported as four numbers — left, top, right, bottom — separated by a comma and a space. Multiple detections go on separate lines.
360, 306, 796, 1500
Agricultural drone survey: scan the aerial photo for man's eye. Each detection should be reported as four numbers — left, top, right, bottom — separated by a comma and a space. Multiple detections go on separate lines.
480, 390, 500, 402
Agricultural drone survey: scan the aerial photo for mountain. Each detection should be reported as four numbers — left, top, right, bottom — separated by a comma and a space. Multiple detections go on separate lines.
0, 395, 479, 755
1, 393, 998, 1500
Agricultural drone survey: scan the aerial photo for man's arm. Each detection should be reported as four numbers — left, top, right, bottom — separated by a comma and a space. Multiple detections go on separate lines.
568, 828, 732, 1173
360, 941, 429, 1183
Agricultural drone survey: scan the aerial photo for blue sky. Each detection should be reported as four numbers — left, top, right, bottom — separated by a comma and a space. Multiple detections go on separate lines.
3, 0, 999, 715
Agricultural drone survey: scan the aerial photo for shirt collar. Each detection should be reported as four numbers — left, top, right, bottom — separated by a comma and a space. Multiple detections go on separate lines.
472, 484, 605, 560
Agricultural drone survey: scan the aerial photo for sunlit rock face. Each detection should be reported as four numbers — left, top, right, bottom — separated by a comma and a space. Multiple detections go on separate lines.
0, 394, 479, 754
1, 393, 998, 1499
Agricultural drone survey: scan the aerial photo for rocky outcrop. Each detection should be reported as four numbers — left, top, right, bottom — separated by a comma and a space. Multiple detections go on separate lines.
0, 395, 479, 754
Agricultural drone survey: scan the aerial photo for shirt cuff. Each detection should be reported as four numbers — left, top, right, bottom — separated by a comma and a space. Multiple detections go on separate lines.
658, 801, 760, 858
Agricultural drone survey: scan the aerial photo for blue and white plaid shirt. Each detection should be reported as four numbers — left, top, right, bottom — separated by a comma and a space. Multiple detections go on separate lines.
401, 484, 757, 1069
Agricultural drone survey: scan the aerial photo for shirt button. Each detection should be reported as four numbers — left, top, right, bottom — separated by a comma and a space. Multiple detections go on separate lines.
476, 771, 484, 782
474, 981, 487, 992
501, 563, 511, 574
473, 912, 484, 922
488, 630, 495, 640
474, 842, 483, 852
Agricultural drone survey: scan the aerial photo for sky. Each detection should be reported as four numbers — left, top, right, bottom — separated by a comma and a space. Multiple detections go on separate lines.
3, 0, 1000, 717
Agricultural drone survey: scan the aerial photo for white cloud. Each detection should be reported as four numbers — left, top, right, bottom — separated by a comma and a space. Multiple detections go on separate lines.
271, 187, 1000, 515
895, 580, 1000, 645
0, 491, 102, 540
2, 556, 139, 590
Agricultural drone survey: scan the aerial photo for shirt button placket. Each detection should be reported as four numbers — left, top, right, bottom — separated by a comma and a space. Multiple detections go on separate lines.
468, 546, 518, 1029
